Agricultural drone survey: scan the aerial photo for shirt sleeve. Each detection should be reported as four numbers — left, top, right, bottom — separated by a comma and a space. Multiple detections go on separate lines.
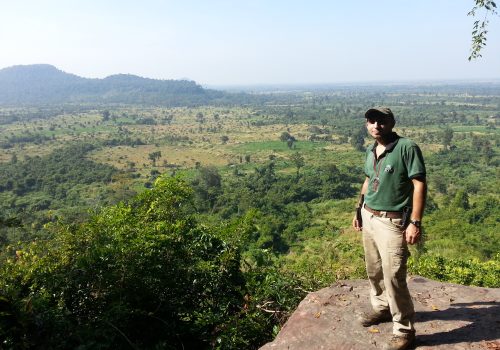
405, 145, 426, 179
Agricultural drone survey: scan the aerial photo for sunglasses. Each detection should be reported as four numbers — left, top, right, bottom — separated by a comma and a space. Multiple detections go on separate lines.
366, 118, 392, 125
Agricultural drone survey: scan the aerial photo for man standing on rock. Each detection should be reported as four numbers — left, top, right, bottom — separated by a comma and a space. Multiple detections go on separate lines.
352, 107, 426, 350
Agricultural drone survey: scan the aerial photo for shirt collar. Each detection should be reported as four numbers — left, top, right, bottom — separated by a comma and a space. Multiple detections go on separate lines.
371, 133, 400, 158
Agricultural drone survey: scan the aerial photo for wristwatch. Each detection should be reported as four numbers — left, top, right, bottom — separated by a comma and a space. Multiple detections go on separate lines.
409, 219, 421, 228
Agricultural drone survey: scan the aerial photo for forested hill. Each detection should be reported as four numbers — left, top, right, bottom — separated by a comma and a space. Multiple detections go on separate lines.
0, 64, 224, 106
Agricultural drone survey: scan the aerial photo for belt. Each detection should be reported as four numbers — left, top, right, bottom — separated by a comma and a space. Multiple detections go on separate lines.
363, 204, 402, 219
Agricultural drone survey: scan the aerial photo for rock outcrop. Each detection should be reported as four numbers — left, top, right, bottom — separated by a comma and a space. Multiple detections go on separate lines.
261, 276, 500, 349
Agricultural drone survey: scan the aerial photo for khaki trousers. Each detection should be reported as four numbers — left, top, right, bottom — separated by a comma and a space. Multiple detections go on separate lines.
361, 206, 415, 335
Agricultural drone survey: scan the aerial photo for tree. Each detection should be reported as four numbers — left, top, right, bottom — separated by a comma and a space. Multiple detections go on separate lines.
280, 131, 292, 142
442, 126, 454, 150
195, 112, 205, 124
290, 152, 305, 176
220, 135, 229, 144
432, 174, 448, 194
350, 127, 367, 152
280, 131, 296, 149
192, 166, 222, 211
452, 189, 470, 210
0, 177, 245, 348
148, 151, 162, 167
468, 0, 498, 60
101, 110, 110, 121
482, 141, 494, 164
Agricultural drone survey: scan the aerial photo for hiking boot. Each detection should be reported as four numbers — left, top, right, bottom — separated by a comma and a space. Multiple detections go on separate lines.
358, 310, 392, 327
382, 333, 415, 350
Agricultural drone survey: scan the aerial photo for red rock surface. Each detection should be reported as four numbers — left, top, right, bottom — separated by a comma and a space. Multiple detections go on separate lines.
260, 276, 500, 349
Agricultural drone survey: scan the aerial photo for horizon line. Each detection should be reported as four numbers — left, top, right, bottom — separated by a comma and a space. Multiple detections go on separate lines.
2, 63, 500, 89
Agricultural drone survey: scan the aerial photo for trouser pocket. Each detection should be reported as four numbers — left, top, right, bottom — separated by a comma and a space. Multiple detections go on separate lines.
389, 217, 403, 229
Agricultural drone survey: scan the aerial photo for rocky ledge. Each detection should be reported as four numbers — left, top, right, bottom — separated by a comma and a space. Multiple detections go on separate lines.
261, 276, 499, 350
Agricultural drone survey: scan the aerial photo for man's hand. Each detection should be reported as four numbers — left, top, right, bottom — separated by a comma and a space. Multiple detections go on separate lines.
352, 214, 362, 231
405, 223, 420, 244
353, 178, 368, 232
407, 177, 426, 245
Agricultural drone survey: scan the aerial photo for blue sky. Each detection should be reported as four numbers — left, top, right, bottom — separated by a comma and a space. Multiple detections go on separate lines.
1, 0, 499, 85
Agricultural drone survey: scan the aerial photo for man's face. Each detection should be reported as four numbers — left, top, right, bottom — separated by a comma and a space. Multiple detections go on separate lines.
366, 116, 395, 140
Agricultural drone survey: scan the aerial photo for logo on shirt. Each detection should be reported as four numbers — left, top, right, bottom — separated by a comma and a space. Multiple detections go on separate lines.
384, 165, 394, 173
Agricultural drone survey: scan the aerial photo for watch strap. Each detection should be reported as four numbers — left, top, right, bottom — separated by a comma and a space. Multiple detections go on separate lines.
410, 219, 421, 228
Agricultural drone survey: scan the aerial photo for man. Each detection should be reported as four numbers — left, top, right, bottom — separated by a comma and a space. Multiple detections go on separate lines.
352, 107, 426, 350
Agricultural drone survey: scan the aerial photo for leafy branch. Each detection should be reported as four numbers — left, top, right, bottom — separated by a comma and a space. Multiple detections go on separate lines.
468, 0, 498, 60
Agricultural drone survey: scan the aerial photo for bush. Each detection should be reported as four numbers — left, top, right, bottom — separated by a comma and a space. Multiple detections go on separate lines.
0, 176, 314, 349
409, 254, 500, 288
0, 177, 244, 349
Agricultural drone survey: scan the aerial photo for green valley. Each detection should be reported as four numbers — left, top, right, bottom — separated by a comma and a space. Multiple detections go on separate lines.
0, 76, 499, 349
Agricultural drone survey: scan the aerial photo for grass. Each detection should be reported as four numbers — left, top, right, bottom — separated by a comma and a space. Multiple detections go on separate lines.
231, 140, 331, 153
308, 198, 358, 232
451, 125, 498, 133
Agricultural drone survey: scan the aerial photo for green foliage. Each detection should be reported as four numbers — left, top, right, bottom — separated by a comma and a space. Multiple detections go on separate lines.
350, 126, 367, 152
451, 190, 470, 210
0, 143, 116, 197
424, 141, 499, 261
210, 223, 306, 349
0, 177, 317, 349
409, 254, 500, 287
280, 234, 366, 291
0, 144, 124, 247
423, 197, 499, 260
290, 152, 305, 176
441, 126, 454, 149
215, 162, 356, 220
192, 166, 223, 212
427, 144, 498, 197
468, 0, 498, 60
279, 131, 294, 143
0, 177, 245, 348
148, 150, 162, 166
1, 133, 52, 148
0, 84, 498, 349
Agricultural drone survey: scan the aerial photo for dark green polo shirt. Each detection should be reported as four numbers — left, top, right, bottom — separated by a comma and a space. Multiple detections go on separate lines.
364, 134, 426, 211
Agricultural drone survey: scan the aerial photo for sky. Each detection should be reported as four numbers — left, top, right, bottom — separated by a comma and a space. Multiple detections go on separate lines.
1, 0, 499, 86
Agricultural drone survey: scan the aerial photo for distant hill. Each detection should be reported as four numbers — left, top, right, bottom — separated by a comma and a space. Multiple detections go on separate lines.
0, 64, 224, 106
